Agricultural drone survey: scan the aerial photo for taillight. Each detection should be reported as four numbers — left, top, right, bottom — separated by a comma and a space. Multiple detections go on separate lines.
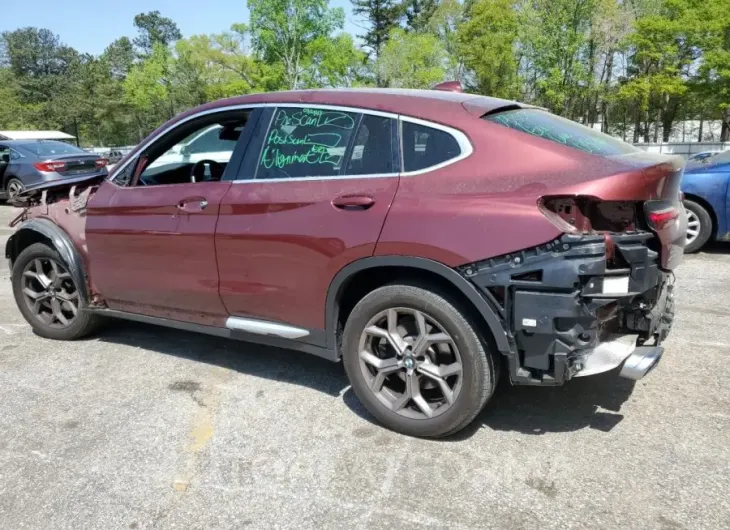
646, 207, 680, 230
33, 161, 66, 172
95, 158, 108, 168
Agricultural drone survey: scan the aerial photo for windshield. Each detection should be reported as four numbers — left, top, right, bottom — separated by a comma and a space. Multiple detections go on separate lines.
484, 108, 640, 156
18, 141, 87, 158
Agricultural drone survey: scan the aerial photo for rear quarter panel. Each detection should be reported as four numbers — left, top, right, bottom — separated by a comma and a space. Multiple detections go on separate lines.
377, 118, 652, 266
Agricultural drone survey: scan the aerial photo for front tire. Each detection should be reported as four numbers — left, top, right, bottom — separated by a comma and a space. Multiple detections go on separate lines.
684, 200, 712, 253
342, 283, 497, 438
12, 243, 99, 340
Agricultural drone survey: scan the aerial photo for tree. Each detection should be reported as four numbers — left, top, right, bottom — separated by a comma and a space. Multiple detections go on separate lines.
351, 0, 402, 75
456, 0, 519, 98
300, 33, 369, 87
404, 0, 438, 32
103, 37, 135, 79
124, 43, 176, 137
248, 0, 345, 89
377, 28, 446, 88
428, 0, 465, 80
133, 11, 182, 55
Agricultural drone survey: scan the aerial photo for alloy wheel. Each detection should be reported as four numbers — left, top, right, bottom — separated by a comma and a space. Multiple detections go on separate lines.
21, 258, 79, 328
7, 180, 24, 199
685, 208, 701, 246
357, 307, 463, 420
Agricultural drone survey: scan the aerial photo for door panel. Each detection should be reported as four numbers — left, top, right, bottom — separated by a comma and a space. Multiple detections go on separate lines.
215, 177, 399, 331
86, 180, 231, 324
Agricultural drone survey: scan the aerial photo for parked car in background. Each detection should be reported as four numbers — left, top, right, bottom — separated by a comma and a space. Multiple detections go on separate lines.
0, 140, 108, 200
687, 151, 718, 163
105, 150, 125, 164
682, 150, 730, 252
5, 89, 685, 437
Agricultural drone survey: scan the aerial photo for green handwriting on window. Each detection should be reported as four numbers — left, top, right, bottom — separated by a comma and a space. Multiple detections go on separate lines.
258, 108, 355, 171
273, 109, 355, 130
261, 144, 343, 169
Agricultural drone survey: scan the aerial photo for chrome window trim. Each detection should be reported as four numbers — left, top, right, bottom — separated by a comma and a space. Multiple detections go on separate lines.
399, 115, 473, 176
107, 101, 472, 184
232, 173, 398, 184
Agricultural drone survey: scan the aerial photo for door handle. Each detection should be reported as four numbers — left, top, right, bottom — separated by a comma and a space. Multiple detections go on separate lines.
332, 195, 375, 210
174, 198, 208, 217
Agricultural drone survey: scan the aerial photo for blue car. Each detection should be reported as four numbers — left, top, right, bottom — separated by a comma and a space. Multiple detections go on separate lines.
682, 150, 730, 252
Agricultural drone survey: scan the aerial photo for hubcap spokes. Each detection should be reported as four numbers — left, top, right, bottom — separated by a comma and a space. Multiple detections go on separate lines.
686, 209, 700, 245
8, 182, 22, 198
358, 308, 463, 420
22, 258, 78, 328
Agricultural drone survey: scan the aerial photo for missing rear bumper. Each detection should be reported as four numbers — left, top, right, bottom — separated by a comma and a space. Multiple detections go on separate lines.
461, 232, 675, 386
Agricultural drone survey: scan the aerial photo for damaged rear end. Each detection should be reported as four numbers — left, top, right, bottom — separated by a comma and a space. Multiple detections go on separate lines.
463, 115, 686, 385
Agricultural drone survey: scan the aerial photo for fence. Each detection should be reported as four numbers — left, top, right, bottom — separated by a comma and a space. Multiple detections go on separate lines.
632, 142, 730, 158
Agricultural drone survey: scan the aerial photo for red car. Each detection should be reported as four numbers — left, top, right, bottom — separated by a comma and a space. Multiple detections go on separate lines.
6, 89, 687, 437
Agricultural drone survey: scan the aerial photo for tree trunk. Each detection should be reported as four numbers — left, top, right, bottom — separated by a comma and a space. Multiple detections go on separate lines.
722, 108, 730, 142
633, 107, 641, 143
698, 118, 704, 142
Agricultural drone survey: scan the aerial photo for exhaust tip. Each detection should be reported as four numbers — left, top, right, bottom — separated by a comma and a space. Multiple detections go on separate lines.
619, 346, 664, 380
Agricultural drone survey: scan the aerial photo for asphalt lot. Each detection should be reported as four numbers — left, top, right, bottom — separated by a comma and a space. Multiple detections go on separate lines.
0, 204, 728, 530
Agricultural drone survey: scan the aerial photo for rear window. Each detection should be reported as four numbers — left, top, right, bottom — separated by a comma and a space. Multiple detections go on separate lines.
402, 121, 462, 172
484, 109, 639, 156
18, 141, 86, 158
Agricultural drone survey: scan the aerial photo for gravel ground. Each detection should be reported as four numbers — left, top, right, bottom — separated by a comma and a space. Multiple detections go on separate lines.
0, 204, 728, 529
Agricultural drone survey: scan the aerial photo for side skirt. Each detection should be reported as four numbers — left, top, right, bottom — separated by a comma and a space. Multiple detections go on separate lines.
89, 309, 339, 362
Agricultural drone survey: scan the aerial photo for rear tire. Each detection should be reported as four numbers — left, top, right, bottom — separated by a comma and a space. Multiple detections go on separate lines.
342, 283, 497, 438
12, 243, 99, 340
6, 178, 25, 200
684, 200, 712, 253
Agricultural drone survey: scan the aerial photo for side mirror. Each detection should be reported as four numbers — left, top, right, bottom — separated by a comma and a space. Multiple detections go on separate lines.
180, 144, 191, 156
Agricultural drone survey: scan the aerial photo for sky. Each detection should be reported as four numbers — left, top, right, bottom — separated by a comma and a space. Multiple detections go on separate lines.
2, 0, 360, 55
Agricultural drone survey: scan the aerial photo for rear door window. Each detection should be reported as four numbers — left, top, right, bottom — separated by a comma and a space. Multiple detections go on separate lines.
401, 121, 462, 172
256, 107, 359, 180
484, 108, 639, 156
346, 114, 396, 175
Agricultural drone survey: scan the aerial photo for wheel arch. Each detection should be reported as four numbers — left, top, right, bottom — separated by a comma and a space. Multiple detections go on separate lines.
325, 256, 510, 356
6, 218, 90, 304
684, 193, 718, 240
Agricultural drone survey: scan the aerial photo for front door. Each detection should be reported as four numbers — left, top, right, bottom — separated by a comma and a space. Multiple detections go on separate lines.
86, 108, 257, 325
215, 106, 400, 336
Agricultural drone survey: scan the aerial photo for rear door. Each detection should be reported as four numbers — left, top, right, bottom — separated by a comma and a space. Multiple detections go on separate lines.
215, 105, 401, 337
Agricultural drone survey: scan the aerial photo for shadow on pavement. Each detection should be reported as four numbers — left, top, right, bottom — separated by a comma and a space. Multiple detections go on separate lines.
95, 320, 349, 397
96, 319, 635, 439
696, 241, 730, 254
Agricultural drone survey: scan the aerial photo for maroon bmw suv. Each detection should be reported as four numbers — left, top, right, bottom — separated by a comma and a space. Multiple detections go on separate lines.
6, 88, 687, 437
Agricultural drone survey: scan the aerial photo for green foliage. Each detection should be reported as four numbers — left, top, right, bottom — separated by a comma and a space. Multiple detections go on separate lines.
248, 0, 345, 89
377, 28, 446, 88
351, 0, 403, 63
2, 0, 730, 145
456, 0, 519, 98
133, 11, 183, 55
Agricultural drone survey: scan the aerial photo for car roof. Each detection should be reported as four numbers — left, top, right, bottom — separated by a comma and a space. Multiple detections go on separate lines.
174, 88, 529, 128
